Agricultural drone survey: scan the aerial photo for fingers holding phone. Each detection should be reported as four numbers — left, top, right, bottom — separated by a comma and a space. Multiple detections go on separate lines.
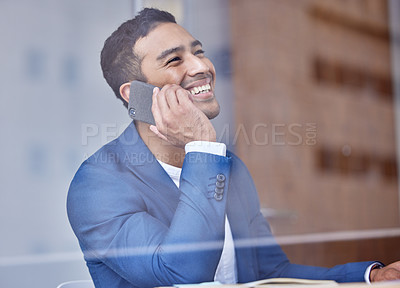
151, 84, 216, 148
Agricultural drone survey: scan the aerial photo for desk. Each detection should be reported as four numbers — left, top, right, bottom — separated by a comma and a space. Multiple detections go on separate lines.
156, 280, 400, 288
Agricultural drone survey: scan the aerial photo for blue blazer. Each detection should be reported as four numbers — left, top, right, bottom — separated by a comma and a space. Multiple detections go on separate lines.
67, 122, 374, 288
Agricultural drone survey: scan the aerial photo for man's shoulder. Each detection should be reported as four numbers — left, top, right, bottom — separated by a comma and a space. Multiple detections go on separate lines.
67, 136, 143, 210
84, 138, 124, 166
80, 121, 145, 170
70, 142, 121, 189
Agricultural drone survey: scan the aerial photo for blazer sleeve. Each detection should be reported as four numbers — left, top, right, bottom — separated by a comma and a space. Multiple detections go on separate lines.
250, 212, 375, 283
230, 154, 375, 283
67, 151, 231, 287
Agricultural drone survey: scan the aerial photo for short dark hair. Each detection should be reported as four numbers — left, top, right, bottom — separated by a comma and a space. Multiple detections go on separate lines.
100, 8, 176, 108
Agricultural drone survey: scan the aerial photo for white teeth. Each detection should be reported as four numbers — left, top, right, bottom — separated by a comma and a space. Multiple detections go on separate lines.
189, 84, 211, 95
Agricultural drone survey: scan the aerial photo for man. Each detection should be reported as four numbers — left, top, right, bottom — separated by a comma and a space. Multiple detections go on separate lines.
67, 8, 400, 288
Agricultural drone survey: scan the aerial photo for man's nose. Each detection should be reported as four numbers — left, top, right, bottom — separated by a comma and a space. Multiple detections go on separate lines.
186, 54, 209, 76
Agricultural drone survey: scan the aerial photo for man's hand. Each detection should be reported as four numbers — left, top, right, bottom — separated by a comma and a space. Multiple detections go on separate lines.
370, 261, 400, 282
150, 84, 216, 148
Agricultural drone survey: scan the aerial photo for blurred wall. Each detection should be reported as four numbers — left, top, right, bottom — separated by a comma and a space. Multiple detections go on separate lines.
229, 0, 400, 265
0, 1, 134, 287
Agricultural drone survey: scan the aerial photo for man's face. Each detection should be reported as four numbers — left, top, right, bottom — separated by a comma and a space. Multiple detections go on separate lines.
134, 22, 220, 119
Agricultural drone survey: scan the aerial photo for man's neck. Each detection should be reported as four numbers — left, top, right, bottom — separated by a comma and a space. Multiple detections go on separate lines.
135, 121, 185, 168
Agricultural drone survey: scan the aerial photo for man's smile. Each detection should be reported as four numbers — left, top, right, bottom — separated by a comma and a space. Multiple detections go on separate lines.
183, 76, 214, 101
189, 83, 211, 95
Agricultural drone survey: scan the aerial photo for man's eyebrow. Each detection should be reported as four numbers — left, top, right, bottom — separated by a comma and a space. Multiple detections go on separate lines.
156, 40, 203, 62
191, 40, 202, 48
156, 46, 184, 61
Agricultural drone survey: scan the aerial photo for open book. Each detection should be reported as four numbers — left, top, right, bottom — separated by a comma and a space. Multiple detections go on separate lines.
156, 277, 338, 288
244, 278, 338, 287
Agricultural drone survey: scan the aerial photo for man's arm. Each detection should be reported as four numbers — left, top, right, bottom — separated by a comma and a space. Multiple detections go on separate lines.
229, 156, 378, 283
67, 150, 231, 287
252, 206, 400, 282
251, 210, 376, 283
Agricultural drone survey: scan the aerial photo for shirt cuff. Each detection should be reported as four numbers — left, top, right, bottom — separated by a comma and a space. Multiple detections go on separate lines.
185, 141, 226, 157
364, 262, 384, 283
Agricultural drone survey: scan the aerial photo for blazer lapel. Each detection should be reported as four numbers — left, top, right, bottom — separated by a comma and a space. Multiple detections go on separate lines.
119, 121, 181, 213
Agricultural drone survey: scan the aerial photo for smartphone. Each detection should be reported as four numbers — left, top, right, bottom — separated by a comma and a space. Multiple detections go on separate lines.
128, 80, 156, 125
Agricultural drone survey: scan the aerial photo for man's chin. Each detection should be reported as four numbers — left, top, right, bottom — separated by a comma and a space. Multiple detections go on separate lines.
204, 105, 220, 120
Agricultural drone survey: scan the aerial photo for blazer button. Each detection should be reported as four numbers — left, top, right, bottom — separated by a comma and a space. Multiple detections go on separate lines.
214, 187, 224, 194
214, 193, 223, 201
216, 173, 225, 182
216, 181, 225, 189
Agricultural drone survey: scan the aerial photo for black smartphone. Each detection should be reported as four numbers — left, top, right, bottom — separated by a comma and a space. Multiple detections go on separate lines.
128, 80, 156, 125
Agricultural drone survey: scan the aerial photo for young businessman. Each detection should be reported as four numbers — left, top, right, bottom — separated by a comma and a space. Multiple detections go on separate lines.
67, 8, 400, 288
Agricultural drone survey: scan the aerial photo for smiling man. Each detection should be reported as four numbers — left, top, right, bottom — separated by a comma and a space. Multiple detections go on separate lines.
67, 8, 400, 288
119, 20, 220, 167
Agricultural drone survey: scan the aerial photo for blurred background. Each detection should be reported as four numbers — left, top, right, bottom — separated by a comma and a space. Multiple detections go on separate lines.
0, 0, 399, 287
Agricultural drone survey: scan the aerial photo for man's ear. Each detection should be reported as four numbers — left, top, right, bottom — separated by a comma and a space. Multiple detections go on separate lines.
119, 82, 131, 104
